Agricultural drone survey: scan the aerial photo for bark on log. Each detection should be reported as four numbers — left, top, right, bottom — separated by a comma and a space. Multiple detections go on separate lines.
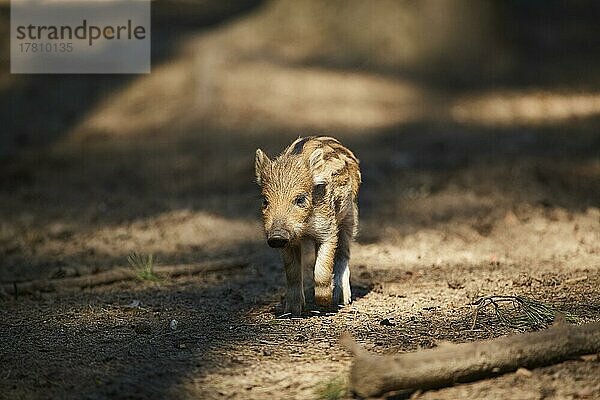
2, 258, 248, 296
341, 321, 600, 397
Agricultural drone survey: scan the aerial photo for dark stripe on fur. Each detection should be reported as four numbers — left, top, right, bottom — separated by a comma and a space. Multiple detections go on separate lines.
291, 137, 311, 155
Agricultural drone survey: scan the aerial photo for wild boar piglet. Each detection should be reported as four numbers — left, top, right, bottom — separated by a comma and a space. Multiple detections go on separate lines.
255, 136, 361, 315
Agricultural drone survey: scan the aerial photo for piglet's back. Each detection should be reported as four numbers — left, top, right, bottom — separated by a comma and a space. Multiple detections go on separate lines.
283, 136, 361, 198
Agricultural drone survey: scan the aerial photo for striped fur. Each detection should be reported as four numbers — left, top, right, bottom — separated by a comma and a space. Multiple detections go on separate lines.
255, 136, 361, 314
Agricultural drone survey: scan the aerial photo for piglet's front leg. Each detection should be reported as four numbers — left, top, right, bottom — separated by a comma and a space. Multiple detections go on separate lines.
313, 237, 337, 307
282, 246, 304, 315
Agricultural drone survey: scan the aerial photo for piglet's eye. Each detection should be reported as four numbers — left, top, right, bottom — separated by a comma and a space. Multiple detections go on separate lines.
294, 194, 308, 207
262, 199, 269, 209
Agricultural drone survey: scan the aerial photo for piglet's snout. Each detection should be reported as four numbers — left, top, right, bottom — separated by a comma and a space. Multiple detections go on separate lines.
267, 229, 290, 248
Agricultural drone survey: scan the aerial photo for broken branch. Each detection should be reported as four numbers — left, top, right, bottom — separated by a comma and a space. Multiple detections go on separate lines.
342, 320, 600, 397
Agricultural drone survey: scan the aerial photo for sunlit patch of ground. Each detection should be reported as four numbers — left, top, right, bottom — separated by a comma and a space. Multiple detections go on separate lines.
67, 43, 600, 140
450, 91, 600, 126
70, 55, 425, 137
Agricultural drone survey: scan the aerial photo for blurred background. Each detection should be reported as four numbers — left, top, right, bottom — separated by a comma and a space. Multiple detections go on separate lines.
1, 1, 599, 398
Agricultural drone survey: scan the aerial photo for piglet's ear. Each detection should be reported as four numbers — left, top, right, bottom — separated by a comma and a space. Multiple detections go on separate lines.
255, 149, 271, 185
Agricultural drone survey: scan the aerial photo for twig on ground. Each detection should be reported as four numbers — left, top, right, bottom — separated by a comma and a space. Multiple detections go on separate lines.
1, 257, 248, 296
470, 295, 576, 330
563, 276, 588, 284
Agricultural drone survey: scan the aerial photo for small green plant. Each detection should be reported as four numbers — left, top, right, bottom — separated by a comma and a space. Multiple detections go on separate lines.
127, 252, 160, 282
315, 377, 347, 400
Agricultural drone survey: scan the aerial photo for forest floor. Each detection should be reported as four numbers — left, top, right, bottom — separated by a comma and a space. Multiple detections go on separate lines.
1, 3, 600, 399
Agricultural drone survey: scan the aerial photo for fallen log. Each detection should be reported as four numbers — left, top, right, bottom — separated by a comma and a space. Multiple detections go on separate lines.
341, 320, 600, 397
2, 257, 249, 297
